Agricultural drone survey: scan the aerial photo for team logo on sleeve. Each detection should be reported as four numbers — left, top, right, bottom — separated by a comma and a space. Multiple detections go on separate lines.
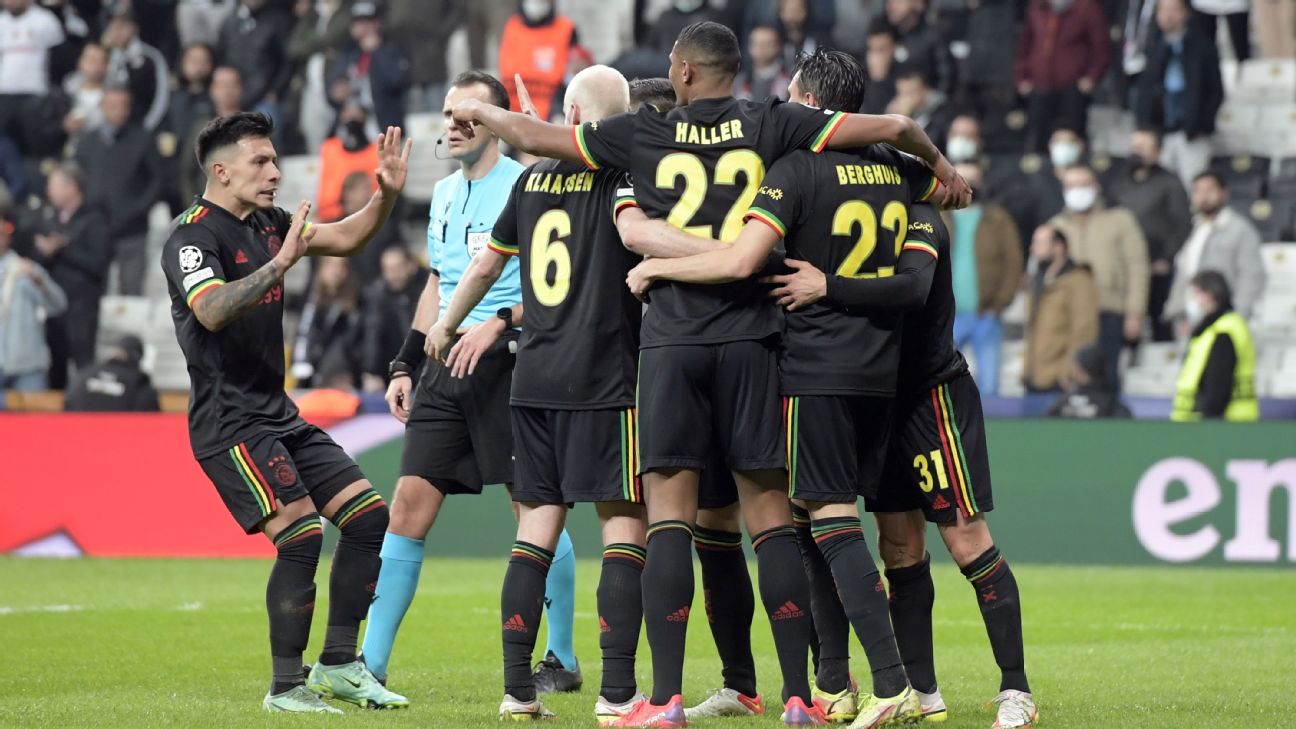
178, 246, 203, 273
758, 186, 784, 200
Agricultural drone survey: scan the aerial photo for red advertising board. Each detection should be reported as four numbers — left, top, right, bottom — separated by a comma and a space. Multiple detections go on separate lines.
0, 414, 273, 557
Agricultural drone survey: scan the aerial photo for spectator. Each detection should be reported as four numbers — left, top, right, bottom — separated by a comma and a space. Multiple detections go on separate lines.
645, 0, 715, 53
775, 0, 830, 69
467, 0, 514, 70
32, 162, 110, 388
63, 334, 160, 412
0, 132, 27, 207
317, 107, 380, 223
62, 42, 109, 140
1135, 0, 1223, 191
360, 244, 428, 393
289, 0, 353, 152
0, 213, 67, 392
1044, 344, 1133, 418
1170, 270, 1257, 421
1014, 0, 1109, 152
831, 0, 881, 55
1023, 224, 1099, 392
887, 68, 953, 151
735, 24, 790, 101
885, 0, 953, 94
292, 256, 363, 389
498, 0, 587, 122
1047, 126, 1087, 175
862, 19, 900, 113
1165, 171, 1266, 325
0, 0, 65, 148
218, 0, 292, 117
960, 0, 1018, 117
327, 1, 411, 134
72, 87, 164, 296
180, 65, 242, 207
1050, 165, 1150, 384
177, 0, 235, 49
1190, 0, 1249, 61
169, 43, 216, 150
945, 161, 1023, 396
1107, 128, 1193, 340
338, 169, 401, 284
102, 9, 171, 132
386, 0, 464, 113
945, 113, 981, 164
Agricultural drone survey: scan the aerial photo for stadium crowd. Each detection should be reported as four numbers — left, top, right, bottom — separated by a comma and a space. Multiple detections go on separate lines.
0, 0, 1293, 415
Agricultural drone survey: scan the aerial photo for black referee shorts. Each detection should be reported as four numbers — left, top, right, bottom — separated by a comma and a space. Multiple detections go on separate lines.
400, 332, 517, 495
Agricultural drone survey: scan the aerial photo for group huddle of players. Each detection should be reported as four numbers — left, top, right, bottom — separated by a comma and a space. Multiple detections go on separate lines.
161, 18, 1035, 729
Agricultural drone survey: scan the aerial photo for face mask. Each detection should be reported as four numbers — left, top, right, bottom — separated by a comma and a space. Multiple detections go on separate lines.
947, 136, 979, 163
1184, 295, 1204, 325
1064, 186, 1098, 212
1050, 141, 1081, 168
521, 0, 551, 22
1048, 0, 1073, 11
674, 0, 705, 12
343, 119, 367, 149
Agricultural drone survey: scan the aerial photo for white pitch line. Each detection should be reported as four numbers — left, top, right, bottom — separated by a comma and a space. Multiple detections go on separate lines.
0, 604, 84, 615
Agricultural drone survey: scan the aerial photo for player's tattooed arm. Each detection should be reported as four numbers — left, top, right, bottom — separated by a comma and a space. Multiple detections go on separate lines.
616, 208, 727, 258
450, 99, 583, 163
191, 202, 314, 332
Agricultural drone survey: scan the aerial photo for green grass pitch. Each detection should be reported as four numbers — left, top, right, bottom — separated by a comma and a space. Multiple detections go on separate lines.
1, 558, 1291, 728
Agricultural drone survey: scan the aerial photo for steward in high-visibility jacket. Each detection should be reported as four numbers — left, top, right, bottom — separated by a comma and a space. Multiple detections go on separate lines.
1171, 308, 1258, 421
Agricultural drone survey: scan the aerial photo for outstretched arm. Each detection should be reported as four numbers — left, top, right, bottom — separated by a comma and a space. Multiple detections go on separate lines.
616, 207, 727, 258
827, 114, 970, 208
452, 99, 583, 162
309, 127, 413, 256
625, 219, 781, 297
765, 248, 938, 312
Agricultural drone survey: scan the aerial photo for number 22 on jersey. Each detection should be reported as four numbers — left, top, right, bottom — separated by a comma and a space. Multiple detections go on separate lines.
655, 150, 766, 242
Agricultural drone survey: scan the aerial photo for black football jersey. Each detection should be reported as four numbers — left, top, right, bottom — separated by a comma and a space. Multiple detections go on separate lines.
160, 198, 304, 458
896, 204, 970, 392
489, 160, 643, 409
747, 146, 937, 395
574, 97, 846, 347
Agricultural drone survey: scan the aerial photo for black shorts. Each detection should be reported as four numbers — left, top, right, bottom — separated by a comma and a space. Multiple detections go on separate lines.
511, 406, 642, 505
400, 333, 516, 495
784, 394, 893, 504
698, 451, 739, 510
868, 374, 994, 523
637, 339, 784, 473
198, 424, 364, 533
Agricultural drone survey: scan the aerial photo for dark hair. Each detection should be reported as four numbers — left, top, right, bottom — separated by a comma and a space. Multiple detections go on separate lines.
1049, 225, 1069, 248
1133, 126, 1163, 146
793, 48, 866, 112
383, 244, 415, 262
1190, 269, 1233, 310
749, 22, 783, 43
866, 17, 897, 40
894, 66, 928, 85
194, 111, 274, 169
675, 21, 742, 78
629, 77, 676, 112
51, 161, 87, 192
450, 70, 510, 111
1193, 169, 1227, 190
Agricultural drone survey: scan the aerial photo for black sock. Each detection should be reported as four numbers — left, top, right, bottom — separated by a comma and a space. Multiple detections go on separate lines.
961, 546, 1029, 693
643, 520, 694, 705
792, 505, 850, 694
502, 541, 554, 703
886, 554, 937, 693
751, 525, 812, 704
267, 515, 323, 694
321, 491, 387, 666
599, 544, 646, 704
812, 517, 908, 699
694, 526, 758, 698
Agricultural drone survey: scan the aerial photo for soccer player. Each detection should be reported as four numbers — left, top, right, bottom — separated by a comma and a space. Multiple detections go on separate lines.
625, 48, 950, 728
361, 71, 581, 695
424, 64, 649, 724
160, 112, 410, 712
769, 204, 1038, 729
451, 22, 968, 727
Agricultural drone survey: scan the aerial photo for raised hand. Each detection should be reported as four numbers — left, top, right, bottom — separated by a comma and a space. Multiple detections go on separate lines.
274, 201, 315, 273
375, 125, 413, 198
514, 74, 540, 118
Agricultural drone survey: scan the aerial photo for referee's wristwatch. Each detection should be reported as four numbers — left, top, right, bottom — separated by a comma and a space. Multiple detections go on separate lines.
496, 307, 515, 328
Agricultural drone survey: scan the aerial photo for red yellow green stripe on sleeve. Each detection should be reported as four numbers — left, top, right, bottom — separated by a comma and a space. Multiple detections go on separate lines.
487, 236, 519, 256
745, 207, 787, 237
810, 111, 847, 152
613, 195, 639, 222
917, 176, 940, 202
903, 240, 939, 258
186, 278, 224, 307
573, 125, 600, 170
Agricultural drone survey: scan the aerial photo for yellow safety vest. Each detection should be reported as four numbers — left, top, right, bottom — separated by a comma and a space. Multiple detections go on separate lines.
1171, 311, 1258, 422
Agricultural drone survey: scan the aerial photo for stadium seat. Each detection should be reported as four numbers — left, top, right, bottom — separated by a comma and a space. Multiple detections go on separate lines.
1260, 245, 1296, 298
1092, 154, 1131, 191
1213, 102, 1258, 149
1246, 200, 1295, 242
1235, 58, 1296, 103
275, 155, 320, 211
402, 112, 455, 202
1255, 292, 1296, 328
1210, 154, 1269, 201
98, 296, 153, 339
1271, 157, 1296, 200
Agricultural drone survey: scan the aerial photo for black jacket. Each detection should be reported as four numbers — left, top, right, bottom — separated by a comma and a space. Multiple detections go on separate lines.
1136, 27, 1223, 138
33, 202, 112, 294
218, 4, 293, 108
326, 42, 412, 132
1107, 163, 1193, 263
64, 360, 161, 412
73, 124, 164, 239
362, 267, 429, 377
892, 18, 954, 94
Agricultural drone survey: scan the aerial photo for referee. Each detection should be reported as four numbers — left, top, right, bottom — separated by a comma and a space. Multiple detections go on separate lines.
359, 71, 579, 695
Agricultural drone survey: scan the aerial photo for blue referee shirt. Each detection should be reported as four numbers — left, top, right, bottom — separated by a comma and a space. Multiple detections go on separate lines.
427, 155, 525, 326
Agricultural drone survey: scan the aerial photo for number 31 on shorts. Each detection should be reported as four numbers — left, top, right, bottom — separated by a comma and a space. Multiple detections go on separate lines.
913, 450, 950, 493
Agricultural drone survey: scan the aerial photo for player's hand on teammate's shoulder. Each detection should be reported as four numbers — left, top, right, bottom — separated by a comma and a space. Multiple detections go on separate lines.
932, 156, 973, 210
273, 200, 315, 274
385, 375, 413, 423
375, 125, 413, 198
445, 320, 505, 379
763, 258, 827, 311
